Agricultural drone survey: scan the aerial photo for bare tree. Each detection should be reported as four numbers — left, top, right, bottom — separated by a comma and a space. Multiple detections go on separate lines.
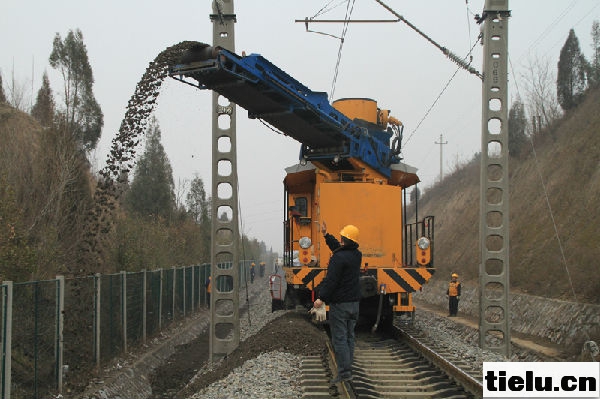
6, 69, 30, 111
590, 20, 600, 88
0, 72, 6, 103
520, 56, 562, 132
174, 178, 189, 210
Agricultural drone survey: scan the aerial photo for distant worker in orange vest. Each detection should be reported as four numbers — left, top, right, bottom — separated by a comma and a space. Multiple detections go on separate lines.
205, 276, 212, 308
446, 273, 461, 317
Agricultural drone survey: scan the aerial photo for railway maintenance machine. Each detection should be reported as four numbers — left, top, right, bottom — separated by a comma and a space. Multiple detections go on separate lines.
170, 43, 435, 331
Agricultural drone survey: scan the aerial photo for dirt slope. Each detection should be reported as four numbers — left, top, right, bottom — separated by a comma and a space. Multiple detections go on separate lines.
409, 88, 600, 304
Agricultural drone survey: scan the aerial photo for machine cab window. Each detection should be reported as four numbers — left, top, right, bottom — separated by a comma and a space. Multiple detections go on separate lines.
294, 197, 308, 217
291, 196, 311, 225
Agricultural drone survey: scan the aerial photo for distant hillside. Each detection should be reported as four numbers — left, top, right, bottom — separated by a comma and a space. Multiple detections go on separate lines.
0, 102, 270, 281
409, 88, 600, 304
0, 103, 97, 280
0, 103, 44, 222
0, 103, 43, 177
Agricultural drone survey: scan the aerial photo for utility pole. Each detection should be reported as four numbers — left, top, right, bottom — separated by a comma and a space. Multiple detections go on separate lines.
435, 134, 448, 182
532, 115, 541, 134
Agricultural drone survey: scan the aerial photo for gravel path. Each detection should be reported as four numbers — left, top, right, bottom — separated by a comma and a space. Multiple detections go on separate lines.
186, 303, 304, 398
187, 351, 302, 399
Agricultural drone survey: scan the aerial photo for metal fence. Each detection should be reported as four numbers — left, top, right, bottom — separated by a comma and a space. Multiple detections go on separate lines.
0, 260, 254, 399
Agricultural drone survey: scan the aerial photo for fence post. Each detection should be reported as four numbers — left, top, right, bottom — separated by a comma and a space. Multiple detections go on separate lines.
158, 269, 163, 331
121, 271, 127, 353
203, 264, 209, 307
1, 281, 12, 399
182, 266, 186, 318
200, 265, 204, 308
142, 270, 147, 345
191, 266, 195, 314
172, 267, 176, 321
94, 274, 101, 369
56, 276, 64, 394
201, 265, 205, 307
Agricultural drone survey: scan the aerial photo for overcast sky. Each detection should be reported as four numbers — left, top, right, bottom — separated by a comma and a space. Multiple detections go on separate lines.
1, 1, 599, 253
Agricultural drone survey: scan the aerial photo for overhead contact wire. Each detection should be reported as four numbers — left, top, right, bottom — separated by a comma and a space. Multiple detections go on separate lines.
465, 0, 475, 66
305, 0, 349, 41
517, 1, 577, 63
330, 0, 356, 99
403, 37, 481, 147
374, 0, 482, 79
312, 0, 347, 19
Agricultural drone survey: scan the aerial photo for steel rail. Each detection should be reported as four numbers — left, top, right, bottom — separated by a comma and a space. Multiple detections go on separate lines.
393, 325, 484, 398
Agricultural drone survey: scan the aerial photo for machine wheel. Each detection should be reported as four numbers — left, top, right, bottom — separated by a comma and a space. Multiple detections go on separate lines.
271, 299, 284, 312
283, 286, 298, 309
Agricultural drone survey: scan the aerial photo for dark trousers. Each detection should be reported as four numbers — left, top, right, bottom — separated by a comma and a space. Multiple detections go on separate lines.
329, 302, 359, 378
449, 296, 459, 316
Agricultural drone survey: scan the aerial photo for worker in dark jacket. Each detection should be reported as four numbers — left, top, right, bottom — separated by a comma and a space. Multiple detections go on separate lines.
312, 221, 361, 384
446, 273, 461, 316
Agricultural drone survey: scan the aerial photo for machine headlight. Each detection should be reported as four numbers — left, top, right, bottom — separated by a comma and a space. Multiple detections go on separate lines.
417, 237, 430, 250
299, 236, 312, 249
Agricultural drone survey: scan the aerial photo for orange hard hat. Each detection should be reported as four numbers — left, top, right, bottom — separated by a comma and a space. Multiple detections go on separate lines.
340, 225, 359, 244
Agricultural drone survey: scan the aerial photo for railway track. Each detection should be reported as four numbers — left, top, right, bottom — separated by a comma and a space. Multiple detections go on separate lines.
299, 322, 483, 398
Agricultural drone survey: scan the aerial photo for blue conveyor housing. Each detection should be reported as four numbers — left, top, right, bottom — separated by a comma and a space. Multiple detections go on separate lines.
169, 43, 401, 177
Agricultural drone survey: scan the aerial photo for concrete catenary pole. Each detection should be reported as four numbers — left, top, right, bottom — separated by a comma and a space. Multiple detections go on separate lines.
479, 0, 511, 357
209, 0, 240, 362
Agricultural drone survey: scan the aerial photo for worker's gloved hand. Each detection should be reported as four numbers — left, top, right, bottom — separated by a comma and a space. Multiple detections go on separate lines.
457, 296, 460, 300
309, 303, 327, 322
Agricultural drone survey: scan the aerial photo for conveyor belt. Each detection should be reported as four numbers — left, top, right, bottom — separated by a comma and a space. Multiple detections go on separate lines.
169, 44, 399, 177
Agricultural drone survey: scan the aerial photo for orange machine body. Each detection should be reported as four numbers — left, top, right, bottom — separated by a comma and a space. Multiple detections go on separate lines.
281, 98, 435, 325
282, 99, 434, 325
284, 160, 433, 313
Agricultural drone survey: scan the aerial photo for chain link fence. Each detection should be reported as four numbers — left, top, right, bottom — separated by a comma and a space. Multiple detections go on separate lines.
0, 263, 231, 399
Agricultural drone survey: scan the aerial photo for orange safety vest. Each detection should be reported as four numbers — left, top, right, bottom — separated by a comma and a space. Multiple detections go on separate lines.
207, 276, 212, 293
448, 280, 460, 297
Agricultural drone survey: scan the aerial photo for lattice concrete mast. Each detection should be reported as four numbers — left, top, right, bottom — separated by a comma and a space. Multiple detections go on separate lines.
478, 0, 511, 357
209, 0, 240, 362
